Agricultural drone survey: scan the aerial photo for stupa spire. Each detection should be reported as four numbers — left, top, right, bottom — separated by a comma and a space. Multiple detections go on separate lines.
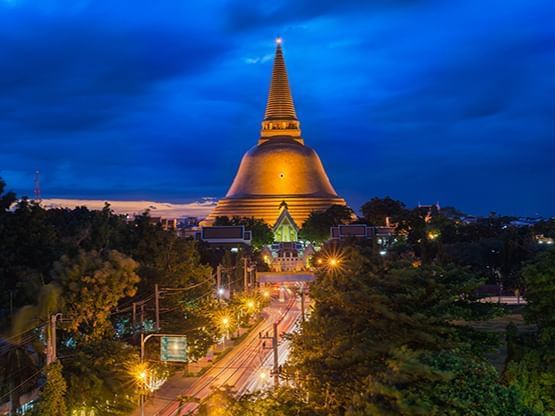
260, 38, 302, 143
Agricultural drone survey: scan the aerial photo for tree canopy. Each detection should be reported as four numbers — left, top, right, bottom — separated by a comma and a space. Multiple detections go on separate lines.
300, 204, 354, 245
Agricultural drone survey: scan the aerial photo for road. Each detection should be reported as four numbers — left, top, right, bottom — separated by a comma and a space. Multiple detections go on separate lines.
136, 287, 302, 416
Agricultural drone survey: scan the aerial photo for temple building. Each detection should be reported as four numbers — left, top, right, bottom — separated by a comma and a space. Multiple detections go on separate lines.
203, 38, 347, 229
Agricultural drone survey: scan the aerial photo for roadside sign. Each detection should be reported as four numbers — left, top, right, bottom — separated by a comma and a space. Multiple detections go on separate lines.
160, 336, 187, 362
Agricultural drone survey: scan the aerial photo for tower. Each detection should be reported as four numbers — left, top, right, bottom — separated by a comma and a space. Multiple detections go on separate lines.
203, 39, 347, 227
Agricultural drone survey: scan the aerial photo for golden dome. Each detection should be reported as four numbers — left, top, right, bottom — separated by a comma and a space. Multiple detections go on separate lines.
226, 137, 338, 198
203, 40, 347, 226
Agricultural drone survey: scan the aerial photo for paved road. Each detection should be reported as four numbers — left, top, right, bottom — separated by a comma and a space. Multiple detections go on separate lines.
136, 289, 302, 416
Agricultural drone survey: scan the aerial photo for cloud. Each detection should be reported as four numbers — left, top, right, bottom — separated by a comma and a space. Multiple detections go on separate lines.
224, 0, 427, 32
1, 0, 554, 217
0, 2, 228, 134
41, 198, 217, 219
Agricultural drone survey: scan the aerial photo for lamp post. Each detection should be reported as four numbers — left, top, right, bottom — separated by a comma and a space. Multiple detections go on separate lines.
138, 333, 185, 416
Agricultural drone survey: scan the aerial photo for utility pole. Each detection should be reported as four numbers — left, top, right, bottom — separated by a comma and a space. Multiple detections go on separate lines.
243, 257, 249, 292
46, 313, 62, 365
272, 322, 279, 387
132, 302, 137, 332
250, 264, 256, 290
216, 265, 222, 290
140, 302, 145, 333
300, 288, 305, 323
259, 322, 279, 387
154, 284, 160, 331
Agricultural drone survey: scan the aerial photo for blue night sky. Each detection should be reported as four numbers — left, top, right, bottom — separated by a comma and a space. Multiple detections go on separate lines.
1, 0, 554, 216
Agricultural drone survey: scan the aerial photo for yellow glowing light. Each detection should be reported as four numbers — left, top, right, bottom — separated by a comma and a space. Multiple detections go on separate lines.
427, 231, 439, 241
222, 317, 230, 326
131, 362, 149, 386
318, 247, 346, 275
260, 371, 268, 380
262, 290, 270, 298
247, 300, 255, 310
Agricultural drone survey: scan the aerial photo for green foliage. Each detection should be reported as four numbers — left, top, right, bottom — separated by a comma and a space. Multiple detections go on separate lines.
522, 249, 555, 344
129, 213, 212, 288
63, 339, 139, 415
505, 349, 554, 415
337, 348, 542, 416
10, 283, 63, 341
286, 247, 509, 414
225, 386, 320, 416
361, 196, 406, 226
0, 178, 17, 212
300, 204, 354, 245
32, 361, 67, 416
502, 249, 555, 415
52, 250, 140, 342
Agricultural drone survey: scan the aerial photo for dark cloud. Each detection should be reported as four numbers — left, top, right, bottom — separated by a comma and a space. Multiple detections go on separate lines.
0, 0, 554, 216
0, 3, 228, 133
224, 0, 427, 32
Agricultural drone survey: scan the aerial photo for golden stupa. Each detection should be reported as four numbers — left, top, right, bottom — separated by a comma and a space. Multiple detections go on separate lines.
204, 39, 346, 226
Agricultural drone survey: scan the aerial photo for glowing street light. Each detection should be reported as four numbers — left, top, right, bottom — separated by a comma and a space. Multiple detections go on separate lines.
328, 257, 339, 267
217, 287, 225, 296
262, 289, 271, 298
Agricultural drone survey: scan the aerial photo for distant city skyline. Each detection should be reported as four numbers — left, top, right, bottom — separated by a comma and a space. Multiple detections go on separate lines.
1, 0, 554, 217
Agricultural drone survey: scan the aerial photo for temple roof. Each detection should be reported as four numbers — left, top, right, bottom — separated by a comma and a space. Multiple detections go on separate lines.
263, 38, 298, 122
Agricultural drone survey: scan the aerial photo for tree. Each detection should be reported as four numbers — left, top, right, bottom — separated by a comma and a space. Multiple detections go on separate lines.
503, 249, 555, 414
1, 283, 63, 413
32, 361, 67, 416
225, 386, 320, 416
350, 349, 542, 416
287, 247, 502, 414
52, 250, 140, 342
63, 339, 140, 415
300, 205, 354, 245
0, 178, 16, 212
361, 196, 406, 226
522, 249, 555, 344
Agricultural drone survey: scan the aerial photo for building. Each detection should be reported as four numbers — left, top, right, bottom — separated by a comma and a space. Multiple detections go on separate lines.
261, 241, 316, 272
196, 226, 252, 250
203, 38, 347, 228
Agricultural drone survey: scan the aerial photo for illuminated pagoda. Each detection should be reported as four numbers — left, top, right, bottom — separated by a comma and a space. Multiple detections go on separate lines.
203, 38, 346, 228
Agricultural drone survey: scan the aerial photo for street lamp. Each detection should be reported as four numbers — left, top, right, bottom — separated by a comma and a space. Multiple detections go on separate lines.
328, 257, 339, 267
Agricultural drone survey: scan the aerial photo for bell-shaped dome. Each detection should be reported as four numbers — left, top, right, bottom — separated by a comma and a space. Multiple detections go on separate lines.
226, 137, 339, 198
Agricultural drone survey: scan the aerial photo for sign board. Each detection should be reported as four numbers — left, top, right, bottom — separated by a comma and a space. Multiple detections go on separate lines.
160, 336, 187, 362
